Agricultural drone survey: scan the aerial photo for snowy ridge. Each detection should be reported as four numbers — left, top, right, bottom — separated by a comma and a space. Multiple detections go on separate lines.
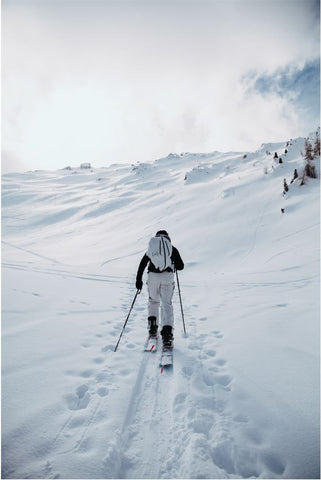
2, 132, 320, 479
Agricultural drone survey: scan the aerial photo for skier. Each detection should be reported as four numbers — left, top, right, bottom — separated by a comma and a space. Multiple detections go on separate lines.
136, 230, 184, 348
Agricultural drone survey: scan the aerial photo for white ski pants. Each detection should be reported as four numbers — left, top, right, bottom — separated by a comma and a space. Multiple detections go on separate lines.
147, 272, 175, 328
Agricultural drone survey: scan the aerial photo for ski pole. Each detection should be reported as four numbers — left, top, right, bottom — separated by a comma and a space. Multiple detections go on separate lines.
114, 289, 140, 352
176, 270, 187, 335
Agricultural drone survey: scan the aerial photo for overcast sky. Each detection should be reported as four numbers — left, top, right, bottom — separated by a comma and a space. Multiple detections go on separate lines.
2, 0, 320, 173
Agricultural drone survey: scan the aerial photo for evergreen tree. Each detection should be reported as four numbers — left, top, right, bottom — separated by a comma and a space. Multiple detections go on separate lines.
313, 136, 320, 157
304, 139, 313, 161
283, 179, 289, 195
290, 169, 298, 184
303, 139, 317, 179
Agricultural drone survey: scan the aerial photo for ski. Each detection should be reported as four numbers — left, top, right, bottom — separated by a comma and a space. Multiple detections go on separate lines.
144, 334, 158, 352
160, 346, 173, 370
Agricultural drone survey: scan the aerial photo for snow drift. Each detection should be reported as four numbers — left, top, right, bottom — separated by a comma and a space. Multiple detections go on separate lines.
2, 131, 320, 479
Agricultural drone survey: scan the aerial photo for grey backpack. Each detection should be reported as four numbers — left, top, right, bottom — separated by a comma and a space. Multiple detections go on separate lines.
147, 235, 173, 271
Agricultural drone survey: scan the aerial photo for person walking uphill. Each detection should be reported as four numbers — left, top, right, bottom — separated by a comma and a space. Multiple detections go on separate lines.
136, 230, 184, 349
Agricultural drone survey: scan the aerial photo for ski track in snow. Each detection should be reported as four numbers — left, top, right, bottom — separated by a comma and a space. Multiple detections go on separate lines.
112, 328, 236, 480
2, 239, 62, 264
2, 260, 126, 284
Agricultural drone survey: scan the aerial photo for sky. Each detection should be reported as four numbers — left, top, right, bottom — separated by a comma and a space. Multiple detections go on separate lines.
1, 0, 320, 173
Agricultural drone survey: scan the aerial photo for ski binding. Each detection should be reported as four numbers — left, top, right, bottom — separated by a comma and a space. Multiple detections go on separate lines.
144, 335, 158, 352
160, 346, 173, 368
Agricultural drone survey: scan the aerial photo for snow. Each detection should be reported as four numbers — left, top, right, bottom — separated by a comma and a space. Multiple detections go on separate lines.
2, 131, 320, 479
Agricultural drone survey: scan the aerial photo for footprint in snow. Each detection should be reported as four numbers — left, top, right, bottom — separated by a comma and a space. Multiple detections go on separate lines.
97, 386, 109, 397
102, 344, 115, 352
213, 330, 224, 338
135, 306, 145, 312
212, 442, 236, 475
68, 414, 88, 429
174, 392, 187, 406
80, 369, 95, 379
215, 358, 226, 366
204, 349, 216, 358
198, 333, 207, 340
181, 366, 194, 378
215, 374, 232, 387
95, 370, 114, 384
188, 412, 214, 435
65, 367, 96, 379
188, 343, 200, 351
65, 384, 91, 410
101, 320, 112, 325
173, 393, 188, 417
93, 357, 105, 364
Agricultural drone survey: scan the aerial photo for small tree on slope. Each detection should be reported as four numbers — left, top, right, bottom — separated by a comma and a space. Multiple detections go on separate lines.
313, 135, 320, 157
303, 139, 317, 179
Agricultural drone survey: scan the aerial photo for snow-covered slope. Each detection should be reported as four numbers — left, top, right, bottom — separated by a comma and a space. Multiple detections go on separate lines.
2, 132, 320, 479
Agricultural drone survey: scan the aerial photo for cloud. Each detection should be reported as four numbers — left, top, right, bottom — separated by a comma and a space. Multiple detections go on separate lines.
2, 0, 320, 170
243, 59, 320, 129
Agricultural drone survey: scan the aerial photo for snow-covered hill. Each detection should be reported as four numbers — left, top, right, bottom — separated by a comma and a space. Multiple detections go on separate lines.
2, 132, 320, 479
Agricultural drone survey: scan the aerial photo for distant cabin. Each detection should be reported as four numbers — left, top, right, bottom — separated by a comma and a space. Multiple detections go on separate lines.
80, 162, 91, 169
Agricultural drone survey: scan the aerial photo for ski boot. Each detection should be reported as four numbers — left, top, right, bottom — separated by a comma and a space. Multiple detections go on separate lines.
148, 316, 158, 337
161, 325, 173, 349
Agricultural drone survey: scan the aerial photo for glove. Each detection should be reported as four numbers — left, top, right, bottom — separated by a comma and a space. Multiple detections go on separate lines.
136, 279, 143, 290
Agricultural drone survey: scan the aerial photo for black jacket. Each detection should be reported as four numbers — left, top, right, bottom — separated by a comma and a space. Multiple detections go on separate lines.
136, 246, 184, 287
